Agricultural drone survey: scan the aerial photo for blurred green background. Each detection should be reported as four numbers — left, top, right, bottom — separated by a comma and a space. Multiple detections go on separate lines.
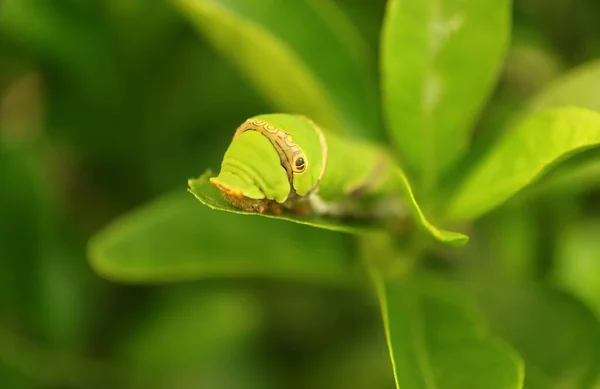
1, 0, 600, 388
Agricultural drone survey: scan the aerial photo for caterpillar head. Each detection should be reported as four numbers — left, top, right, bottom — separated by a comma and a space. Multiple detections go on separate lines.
209, 130, 291, 212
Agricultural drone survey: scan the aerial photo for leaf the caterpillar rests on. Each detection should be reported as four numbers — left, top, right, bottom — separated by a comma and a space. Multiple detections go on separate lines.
194, 113, 469, 247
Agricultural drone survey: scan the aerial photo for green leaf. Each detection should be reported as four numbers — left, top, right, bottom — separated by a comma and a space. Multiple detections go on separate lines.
188, 169, 469, 247
471, 281, 600, 389
518, 152, 600, 201
381, 0, 511, 189
526, 59, 600, 114
371, 272, 524, 389
394, 169, 469, 247
499, 60, 600, 199
171, 0, 382, 139
87, 190, 358, 285
445, 106, 600, 222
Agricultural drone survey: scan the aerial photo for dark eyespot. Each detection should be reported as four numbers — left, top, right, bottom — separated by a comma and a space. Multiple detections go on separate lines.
295, 157, 305, 169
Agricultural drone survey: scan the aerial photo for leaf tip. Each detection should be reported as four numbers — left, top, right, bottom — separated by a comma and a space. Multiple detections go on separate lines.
435, 230, 469, 248
447, 233, 470, 248
85, 224, 127, 283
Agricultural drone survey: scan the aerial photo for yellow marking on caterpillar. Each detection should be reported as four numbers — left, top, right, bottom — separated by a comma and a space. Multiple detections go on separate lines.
233, 118, 308, 178
209, 177, 244, 198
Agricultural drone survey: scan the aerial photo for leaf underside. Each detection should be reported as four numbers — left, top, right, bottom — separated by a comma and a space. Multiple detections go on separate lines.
188, 169, 469, 248
504, 60, 600, 198
88, 191, 359, 285
446, 106, 600, 222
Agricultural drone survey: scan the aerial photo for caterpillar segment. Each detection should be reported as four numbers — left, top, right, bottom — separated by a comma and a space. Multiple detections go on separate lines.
209, 114, 406, 219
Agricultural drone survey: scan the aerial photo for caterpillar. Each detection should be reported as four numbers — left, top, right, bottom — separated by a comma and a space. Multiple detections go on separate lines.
209, 114, 407, 220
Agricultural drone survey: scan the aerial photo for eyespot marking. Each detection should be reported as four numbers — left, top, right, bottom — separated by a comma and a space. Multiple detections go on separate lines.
294, 157, 306, 173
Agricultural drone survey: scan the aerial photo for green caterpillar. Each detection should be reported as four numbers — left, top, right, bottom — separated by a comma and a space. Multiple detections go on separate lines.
210, 113, 407, 219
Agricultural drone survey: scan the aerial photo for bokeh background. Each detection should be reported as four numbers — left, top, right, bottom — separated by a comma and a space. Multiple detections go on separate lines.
1, 0, 600, 388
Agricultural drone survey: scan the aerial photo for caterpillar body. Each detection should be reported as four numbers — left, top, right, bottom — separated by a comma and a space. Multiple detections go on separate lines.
209, 114, 406, 220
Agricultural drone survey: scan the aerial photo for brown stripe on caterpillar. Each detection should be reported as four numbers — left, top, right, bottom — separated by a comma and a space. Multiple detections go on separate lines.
232, 118, 308, 190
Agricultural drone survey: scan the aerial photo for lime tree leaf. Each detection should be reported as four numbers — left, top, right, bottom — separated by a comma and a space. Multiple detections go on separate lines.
188, 169, 469, 247
445, 106, 600, 222
526, 59, 600, 114
370, 272, 524, 389
394, 169, 469, 247
87, 190, 359, 285
470, 281, 600, 389
381, 0, 511, 188
518, 152, 600, 201
501, 60, 600, 198
171, 0, 382, 139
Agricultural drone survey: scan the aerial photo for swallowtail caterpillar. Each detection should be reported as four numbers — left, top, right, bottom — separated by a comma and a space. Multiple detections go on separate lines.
209, 114, 407, 220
